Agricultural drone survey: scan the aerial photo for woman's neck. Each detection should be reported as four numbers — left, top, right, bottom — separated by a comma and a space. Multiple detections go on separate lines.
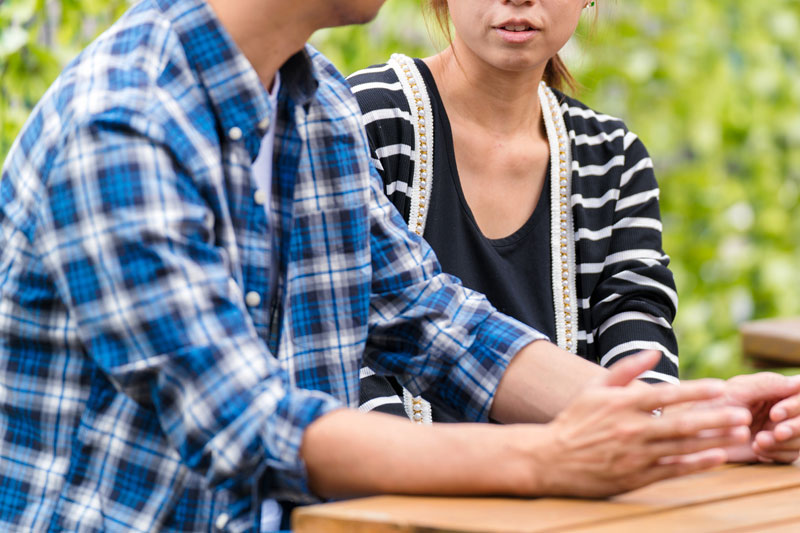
423, 42, 547, 140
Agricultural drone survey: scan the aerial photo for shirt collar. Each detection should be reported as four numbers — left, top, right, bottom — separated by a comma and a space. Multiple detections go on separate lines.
154, 0, 319, 159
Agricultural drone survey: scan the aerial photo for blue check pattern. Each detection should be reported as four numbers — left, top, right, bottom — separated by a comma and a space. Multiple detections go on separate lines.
0, 0, 543, 531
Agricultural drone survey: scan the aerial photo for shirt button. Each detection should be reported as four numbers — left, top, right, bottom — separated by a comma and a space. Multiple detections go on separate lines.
258, 116, 271, 130
214, 512, 229, 531
228, 127, 243, 141
245, 291, 261, 307
254, 189, 267, 205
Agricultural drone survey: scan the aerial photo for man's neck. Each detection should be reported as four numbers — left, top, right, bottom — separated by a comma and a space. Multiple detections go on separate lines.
205, 0, 320, 90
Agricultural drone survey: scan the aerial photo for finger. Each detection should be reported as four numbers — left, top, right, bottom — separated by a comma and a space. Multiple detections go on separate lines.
635, 379, 727, 413
770, 393, 800, 424
645, 409, 751, 441
637, 449, 728, 486
755, 431, 800, 452
604, 350, 662, 388
648, 426, 750, 458
734, 373, 800, 403
773, 418, 800, 442
751, 442, 800, 464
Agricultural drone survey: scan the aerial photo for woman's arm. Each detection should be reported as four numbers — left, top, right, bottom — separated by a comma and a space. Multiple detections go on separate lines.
587, 130, 679, 383
302, 351, 751, 499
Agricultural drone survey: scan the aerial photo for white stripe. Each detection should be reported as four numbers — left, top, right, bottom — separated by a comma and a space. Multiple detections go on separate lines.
613, 216, 662, 232
574, 217, 662, 243
375, 143, 412, 159
600, 341, 678, 368
620, 157, 653, 187
579, 297, 591, 309
349, 64, 393, 77
623, 130, 639, 150
577, 249, 666, 274
572, 188, 620, 209
574, 155, 625, 177
361, 107, 412, 126
359, 396, 403, 412
636, 370, 680, 385
385, 180, 410, 196
577, 330, 594, 344
564, 105, 621, 123
570, 128, 625, 146
596, 292, 622, 306
350, 81, 403, 94
596, 311, 671, 337
613, 271, 679, 310
574, 226, 612, 242
359, 367, 376, 378
616, 189, 659, 211
371, 157, 384, 171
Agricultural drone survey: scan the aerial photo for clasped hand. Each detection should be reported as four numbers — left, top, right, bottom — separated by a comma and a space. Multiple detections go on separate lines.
533, 352, 752, 498
692, 371, 800, 464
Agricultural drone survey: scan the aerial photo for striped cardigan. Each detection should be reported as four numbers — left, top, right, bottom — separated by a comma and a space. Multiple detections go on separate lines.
348, 55, 679, 421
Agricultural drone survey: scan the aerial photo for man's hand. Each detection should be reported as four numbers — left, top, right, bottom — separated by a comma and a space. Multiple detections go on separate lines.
529, 351, 752, 498
715, 373, 800, 463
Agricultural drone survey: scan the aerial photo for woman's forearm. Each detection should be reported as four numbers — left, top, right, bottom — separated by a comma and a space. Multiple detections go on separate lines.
490, 339, 615, 424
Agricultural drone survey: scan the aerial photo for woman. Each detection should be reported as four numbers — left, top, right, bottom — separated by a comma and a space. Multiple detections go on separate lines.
348, 0, 679, 422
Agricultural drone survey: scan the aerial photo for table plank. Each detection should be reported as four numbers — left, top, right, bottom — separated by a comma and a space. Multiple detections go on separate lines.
740, 317, 800, 366
293, 464, 800, 533
560, 486, 800, 532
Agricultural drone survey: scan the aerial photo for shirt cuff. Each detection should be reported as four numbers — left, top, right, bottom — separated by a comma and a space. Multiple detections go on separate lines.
445, 311, 547, 423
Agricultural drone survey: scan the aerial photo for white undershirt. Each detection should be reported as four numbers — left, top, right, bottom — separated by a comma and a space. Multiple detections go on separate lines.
251, 71, 281, 222
254, 72, 283, 533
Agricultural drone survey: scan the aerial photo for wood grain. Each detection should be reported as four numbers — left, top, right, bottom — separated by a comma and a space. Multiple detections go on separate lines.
293, 464, 800, 533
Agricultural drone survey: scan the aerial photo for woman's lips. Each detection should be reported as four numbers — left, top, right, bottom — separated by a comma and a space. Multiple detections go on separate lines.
494, 26, 541, 44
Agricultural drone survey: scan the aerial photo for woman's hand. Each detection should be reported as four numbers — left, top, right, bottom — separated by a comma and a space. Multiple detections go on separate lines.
526, 352, 752, 498
707, 373, 800, 464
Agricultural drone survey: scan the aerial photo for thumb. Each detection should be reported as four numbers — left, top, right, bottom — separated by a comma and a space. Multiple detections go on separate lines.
603, 350, 661, 388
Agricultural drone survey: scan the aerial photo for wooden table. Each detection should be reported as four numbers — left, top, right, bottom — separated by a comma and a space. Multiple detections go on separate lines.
740, 317, 800, 367
293, 463, 800, 532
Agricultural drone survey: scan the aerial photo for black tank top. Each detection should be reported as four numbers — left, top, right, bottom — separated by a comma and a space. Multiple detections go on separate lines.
417, 59, 557, 343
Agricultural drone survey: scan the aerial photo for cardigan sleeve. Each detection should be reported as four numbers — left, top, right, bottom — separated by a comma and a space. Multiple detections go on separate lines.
588, 131, 679, 383
347, 64, 416, 221
348, 63, 419, 418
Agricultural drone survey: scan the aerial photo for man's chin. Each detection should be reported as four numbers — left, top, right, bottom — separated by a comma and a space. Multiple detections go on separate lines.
330, 1, 385, 28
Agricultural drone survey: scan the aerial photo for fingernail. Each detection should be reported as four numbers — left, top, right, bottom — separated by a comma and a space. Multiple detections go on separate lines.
757, 432, 775, 447
775, 425, 793, 441
732, 409, 752, 425
773, 407, 787, 421
732, 426, 750, 441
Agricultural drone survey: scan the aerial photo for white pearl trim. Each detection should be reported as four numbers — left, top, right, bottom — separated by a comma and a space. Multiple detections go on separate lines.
388, 54, 435, 424
388, 53, 433, 238
540, 82, 578, 354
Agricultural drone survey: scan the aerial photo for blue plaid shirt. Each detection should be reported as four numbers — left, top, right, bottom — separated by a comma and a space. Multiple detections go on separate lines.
0, 0, 543, 531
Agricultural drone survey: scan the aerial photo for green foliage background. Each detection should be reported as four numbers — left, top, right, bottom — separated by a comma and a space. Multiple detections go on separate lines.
2, 0, 799, 378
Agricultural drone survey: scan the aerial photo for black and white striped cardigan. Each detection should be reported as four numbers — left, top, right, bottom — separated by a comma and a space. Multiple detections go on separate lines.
348, 54, 679, 423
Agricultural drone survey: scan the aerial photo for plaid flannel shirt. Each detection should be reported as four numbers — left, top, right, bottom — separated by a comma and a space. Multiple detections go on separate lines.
0, 0, 543, 530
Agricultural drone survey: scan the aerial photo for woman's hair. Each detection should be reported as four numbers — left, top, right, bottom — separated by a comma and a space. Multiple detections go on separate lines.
425, 0, 578, 93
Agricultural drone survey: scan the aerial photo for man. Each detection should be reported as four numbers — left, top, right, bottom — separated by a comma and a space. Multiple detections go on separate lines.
1, 0, 798, 531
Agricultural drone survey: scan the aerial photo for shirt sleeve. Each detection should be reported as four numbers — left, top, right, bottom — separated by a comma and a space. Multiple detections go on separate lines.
589, 131, 680, 383
362, 166, 547, 422
39, 111, 342, 501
